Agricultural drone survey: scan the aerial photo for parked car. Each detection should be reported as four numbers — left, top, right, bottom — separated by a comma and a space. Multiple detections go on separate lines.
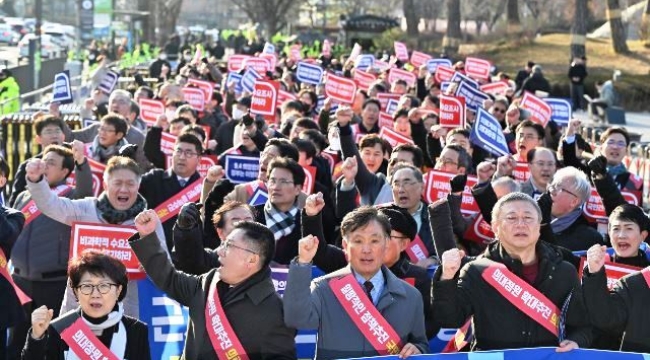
18, 34, 62, 60
0, 23, 20, 45
3, 17, 28, 36
42, 23, 75, 51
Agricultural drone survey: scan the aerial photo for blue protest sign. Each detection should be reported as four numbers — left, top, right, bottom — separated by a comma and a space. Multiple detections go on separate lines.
224, 155, 260, 184
451, 71, 479, 89
241, 67, 262, 93
544, 98, 572, 126
263, 42, 275, 54
427, 58, 453, 73
440, 81, 452, 93
226, 72, 243, 94
249, 187, 269, 206
355, 54, 376, 71
52, 71, 73, 104
456, 82, 490, 111
470, 108, 510, 157
296, 61, 324, 86
386, 99, 399, 115
98, 70, 119, 94
137, 278, 189, 360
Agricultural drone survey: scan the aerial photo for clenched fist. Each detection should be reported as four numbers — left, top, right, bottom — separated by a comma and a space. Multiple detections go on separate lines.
70, 140, 87, 164
341, 157, 358, 186
206, 165, 224, 182
335, 106, 354, 127
441, 248, 465, 280
304, 192, 325, 216
134, 209, 160, 237
298, 235, 319, 264
586, 244, 608, 274
31, 305, 54, 339
26, 158, 46, 183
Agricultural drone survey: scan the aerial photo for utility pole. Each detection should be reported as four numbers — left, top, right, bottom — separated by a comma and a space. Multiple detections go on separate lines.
28, 0, 43, 91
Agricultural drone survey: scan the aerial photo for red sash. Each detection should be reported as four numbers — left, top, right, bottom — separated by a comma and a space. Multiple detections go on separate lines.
154, 178, 203, 222
482, 263, 560, 337
205, 277, 249, 360
0, 249, 31, 305
642, 267, 650, 288
21, 185, 73, 226
329, 274, 402, 355
59, 318, 119, 360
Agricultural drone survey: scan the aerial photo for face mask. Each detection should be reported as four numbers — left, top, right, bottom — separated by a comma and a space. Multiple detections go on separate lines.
329, 137, 341, 151
159, 53, 167, 60
232, 107, 246, 120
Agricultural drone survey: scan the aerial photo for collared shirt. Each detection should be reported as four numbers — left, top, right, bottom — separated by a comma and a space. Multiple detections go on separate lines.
176, 176, 189, 186
353, 268, 385, 305
410, 202, 424, 232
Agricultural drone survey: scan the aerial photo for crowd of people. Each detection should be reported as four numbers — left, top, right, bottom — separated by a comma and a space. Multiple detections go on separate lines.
0, 35, 648, 360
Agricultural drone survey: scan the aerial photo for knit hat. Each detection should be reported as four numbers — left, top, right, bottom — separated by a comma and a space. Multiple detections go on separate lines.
377, 204, 417, 241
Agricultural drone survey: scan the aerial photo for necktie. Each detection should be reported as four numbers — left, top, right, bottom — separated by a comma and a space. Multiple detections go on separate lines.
179, 179, 187, 187
363, 281, 374, 303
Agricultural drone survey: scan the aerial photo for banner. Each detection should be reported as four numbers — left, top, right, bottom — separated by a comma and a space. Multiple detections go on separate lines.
325, 73, 357, 104
394, 41, 409, 61
278, 89, 297, 105
181, 87, 205, 112
262, 42, 275, 54
224, 155, 260, 184
52, 71, 73, 104
241, 67, 263, 93
228, 54, 251, 72
260, 52, 277, 70
544, 98, 572, 126
296, 61, 324, 85
480, 82, 510, 97
578, 258, 641, 290
353, 70, 377, 90
187, 78, 215, 104
349, 43, 363, 61
427, 59, 453, 74
154, 178, 202, 223
138, 99, 165, 126
251, 80, 279, 116
302, 166, 317, 195
464, 57, 492, 80
470, 108, 510, 157
98, 70, 119, 95
160, 132, 177, 156
243, 57, 272, 74
355, 54, 376, 71
451, 72, 479, 89
439, 95, 466, 128
225, 72, 243, 94
520, 92, 552, 127
379, 112, 394, 128
424, 170, 480, 214
455, 82, 490, 111
388, 68, 417, 88
583, 188, 638, 222
410, 51, 432, 68
377, 93, 401, 111
385, 99, 400, 116
513, 162, 531, 182
70, 222, 141, 276
379, 127, 414, 148
435, 66, 456, 84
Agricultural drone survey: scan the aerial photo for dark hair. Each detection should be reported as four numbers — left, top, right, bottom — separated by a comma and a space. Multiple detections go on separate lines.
403, 95, 420, 108
293, 118, 321, 132
265, 138, 299, 162
392, 109, 410, 121
43, 145, 75, 179
233, 221, 275, 269
359, 134, 388, 152
0, 156, 8, 177
362, 98, 381, 110
282, 100, 305, 115
177, 132, 204, 154
211, 90, 223, 104
370, 83, 387, 93
526, 147, 557, 164
600, 127, 630, 146
181, 124, 206, 141
137, 86, 154, 99
292, 138, 317, 160
392, 143, 424, 168
267, 157, 305, 186
340, 206, 391, 239
298, 89, 317, 106
213, 201, 255, 229
170, 117, 191, 127
300, 129, 327, 152
68, 250, 128, 302
609, 204, 649, 231
129, 100, 140, 116
393, 79, 408, 87
34, 115, 65, 135
516, 120, 545, 140
445, 144, 471, 170
101, 114, 129, 138
447, 128, 470, 140
425, 94, 440, 107
177, 104, 198, 121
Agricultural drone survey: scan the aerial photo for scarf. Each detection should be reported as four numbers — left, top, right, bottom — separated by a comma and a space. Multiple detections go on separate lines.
90, 136, 129, 163
96, 192, 147, 224
66, 303, 126, 360
551, 207, 583, 233
607, 163, 627, 178
264, 201, 299, 240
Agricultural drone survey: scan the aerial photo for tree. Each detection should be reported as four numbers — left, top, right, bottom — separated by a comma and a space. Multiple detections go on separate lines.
506, 0, 520, 33
157, 0, 185, 46
606, 0, 629, 53
443, 0, 462, 56
230, 0, 307, 38
641, 0, 650, 44
570, 0, 588, 58
403, 0, 420, 37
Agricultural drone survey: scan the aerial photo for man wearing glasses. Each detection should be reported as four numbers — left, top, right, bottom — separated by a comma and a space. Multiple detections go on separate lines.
130, 210, 297, 359
548, 166, 604, 251
138, 133, 203, 252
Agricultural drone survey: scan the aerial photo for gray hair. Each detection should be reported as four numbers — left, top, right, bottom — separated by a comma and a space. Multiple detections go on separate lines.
492, 192, 542, 224
552, 166, 590, 204
492, 176, 521, 193
390, 162, 424, 184
109, 89, 132, 102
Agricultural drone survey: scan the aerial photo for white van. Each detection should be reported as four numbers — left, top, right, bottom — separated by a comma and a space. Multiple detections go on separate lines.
18, 34, 63, 60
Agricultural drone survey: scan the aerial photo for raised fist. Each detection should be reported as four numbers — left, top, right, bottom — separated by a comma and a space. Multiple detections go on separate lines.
298, 235, 319, 264
31, 305, 54, 339
134, 209, 160, 237
476, 161, 496, 184
335, 106, 354, 127
586, 244, 608, 274
70, 140, 86, 164
154, 114, 169, 130
304, 192, 325, 216
176, 203, 202, 230
450, 174, 467, 194
341, 157, 358, 185
206, 165, 224, 182
496, 155, 515, 177
207, 139, 218, 151
566, 118, 581, 138
26, 158, 46, 183
441, 248, 465, 280
587, 155, 608, 177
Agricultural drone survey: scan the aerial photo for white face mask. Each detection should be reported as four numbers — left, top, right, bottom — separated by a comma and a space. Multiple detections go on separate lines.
329, 137, 341, 151
232, 107, 246, 120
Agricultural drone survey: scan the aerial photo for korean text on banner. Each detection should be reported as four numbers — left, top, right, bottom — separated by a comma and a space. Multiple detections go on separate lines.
520, 92, 552, 127
388, 68, 417, 87
410, 51, 432, 68
228, 54, 251, 72
464, 57, 491, 80
181, 87, 205, 112
325, 73, 357, 104
469, 108, 510, 157
225, 155, 261, 184
394, 41, 409, 61
544, 98, 572, 126
296, 62, 324, 85
52, 71, 73, 104
251, 80, 279, 116
138, 99, 165, 125
187, 78, 215, 104
70, 222, 141, 275
439, 95, 466, 128
427, 59, 453, 74
455, 82, 490, 111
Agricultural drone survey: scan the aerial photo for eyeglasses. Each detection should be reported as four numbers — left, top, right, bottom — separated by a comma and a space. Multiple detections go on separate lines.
42, 129, 63, 136
501, 215, 538, 225
218, 240, 258, 255
549, 183, 579, 198
492, 108, 506, 114
531, 161, 556, 168
605, 140, 627, 148
436, 158, 458, 166
173, 148, 199, 158
76, 283, 118, 295
392, 179, 419, 188
268, 178, 294, 187
98, 127, 116, 134
517, 133, 539, 141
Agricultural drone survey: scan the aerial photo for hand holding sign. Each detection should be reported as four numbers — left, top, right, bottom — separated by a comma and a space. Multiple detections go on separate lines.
298, 235, 319, 264
26, 159, 46, 183
134, 209, 160, 237
586, 245, 609, 274
441, 248, 465, 280
304, 192, 326, 216
31, 305, 54, 339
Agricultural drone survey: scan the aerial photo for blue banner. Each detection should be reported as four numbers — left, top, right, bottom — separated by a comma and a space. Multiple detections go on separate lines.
427, 58, 453, 74
386, 99, 399, 115
347, 348, 650, 360
52, 71, 73, 104
241, 67, 262, 93
470, 107, 510, 157
224, 155, 260, 184
544, 98, 572, 126
456, 82, 490, 111
440, 81, 452, 93
226, 72, 243, 94
296, 61, 324, 86
451, 72, 479, 89
98, 70, 119, 95
355, 54, 376, 71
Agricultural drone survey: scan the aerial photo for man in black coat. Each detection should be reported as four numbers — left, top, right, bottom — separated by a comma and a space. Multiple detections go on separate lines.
0, 205, 25, 359
130, 210, 296, 360
139, 133, 202, 251
567, 57, 588, 111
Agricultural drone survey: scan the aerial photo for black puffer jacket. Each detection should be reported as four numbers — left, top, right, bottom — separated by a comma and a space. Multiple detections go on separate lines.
432, 241, 592, 350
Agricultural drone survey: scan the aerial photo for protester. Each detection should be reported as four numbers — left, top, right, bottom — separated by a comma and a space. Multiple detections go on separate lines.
130, 210, 297, 359
21, 250, 150, 359
0, 204, 25, 359
523, 147, 557, 199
